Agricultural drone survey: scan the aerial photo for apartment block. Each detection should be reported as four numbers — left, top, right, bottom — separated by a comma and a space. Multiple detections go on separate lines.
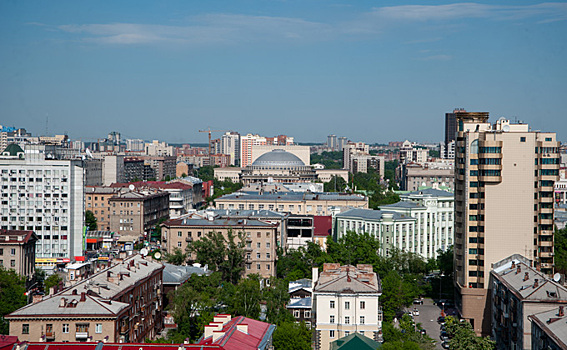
0, 146, 84, 260
0, 229, 37, 282
399, 140, 429, 164
108, 189, 169, 243
221, 132, 240, 166
145, 140, 174, 157
7, 254, 164, 343
101, 155, 125, 186
161, 211, 278, 279
313, 264, 382, 350
398, 161, 454, 191
215, 191, 368, 216
491, 254, 567, 350
85, 186, 123, 231
454, 116, 560, 336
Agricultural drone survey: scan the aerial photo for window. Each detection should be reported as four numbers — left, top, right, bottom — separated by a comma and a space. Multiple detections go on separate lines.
330, 315, 335, 324
345, 331, 350, 336
0, 248, 3, 255
10, 248, 15, 256
266, 242, 270, 248
177, 231, 182, 237
330, 330, 335, 338
22, 324, 29, 334
304, 310, 311, 318
330, 300, 335, 309
520, 137, 526, 142
95, 324, 102, 333
360, 301, 366, 309
266, 264, 270, 270
62, 324, 69, 333
344, 316, 350, 324
256, 264, 260, 270
257, 253, 261, 259
293, 310, 300, 318
76, 324, 89, 333
360, 316, 365, 324
10, 260, 15, 267
177, 242, 182, 247
345, 301, 350, 310
257, 242, 261, 248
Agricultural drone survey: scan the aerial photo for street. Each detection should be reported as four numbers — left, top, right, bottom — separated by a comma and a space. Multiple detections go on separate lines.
410, 298, 445, 350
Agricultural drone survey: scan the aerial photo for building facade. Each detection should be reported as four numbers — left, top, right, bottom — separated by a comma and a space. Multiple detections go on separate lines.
0, 151, 84, 260
529, 307, 567, 350
0, 229, 37, 282
161, 211, 278, 279
454, 116, 560, 336
221, 132, 240, 166
313, 264, 382, 350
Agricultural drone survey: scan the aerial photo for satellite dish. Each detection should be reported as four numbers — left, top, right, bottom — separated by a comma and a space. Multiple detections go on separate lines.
128, 184, 135, 191
154, 251, 162, 260
140, 248, 148, 256
502, 125, 510, 132
553, 273, 561, 282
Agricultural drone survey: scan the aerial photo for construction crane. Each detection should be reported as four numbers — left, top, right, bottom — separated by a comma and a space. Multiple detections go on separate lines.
199, 128, 229, 165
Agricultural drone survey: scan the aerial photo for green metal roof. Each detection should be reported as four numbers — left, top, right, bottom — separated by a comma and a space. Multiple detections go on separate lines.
330, 333, 382, 350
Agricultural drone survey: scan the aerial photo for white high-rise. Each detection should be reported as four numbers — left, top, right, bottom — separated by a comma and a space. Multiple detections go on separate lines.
0, 145, 84, 260
221, 132, 240, 166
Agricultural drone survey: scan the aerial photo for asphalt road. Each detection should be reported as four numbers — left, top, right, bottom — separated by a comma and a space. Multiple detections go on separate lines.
410, 298, 445, 350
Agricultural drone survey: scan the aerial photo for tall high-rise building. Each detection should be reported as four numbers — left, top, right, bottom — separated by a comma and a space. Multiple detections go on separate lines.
453, 115, 559, 336
338, 137, 348, 151
221, 132, 240, 166
327, 135, 337, 150
444, 109, 489, 159
0, 144, 84, 261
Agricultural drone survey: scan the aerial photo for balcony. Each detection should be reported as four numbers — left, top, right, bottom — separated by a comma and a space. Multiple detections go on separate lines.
45, 331, 55, 340
120, 325, 129, 334
185, 237, 193, 242
75, 332, 89, 339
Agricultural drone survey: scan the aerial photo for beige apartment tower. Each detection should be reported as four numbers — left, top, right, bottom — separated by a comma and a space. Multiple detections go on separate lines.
453, 115, 559, 336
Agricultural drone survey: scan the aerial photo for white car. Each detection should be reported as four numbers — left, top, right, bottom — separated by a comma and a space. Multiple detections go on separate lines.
413, 308, 420, 316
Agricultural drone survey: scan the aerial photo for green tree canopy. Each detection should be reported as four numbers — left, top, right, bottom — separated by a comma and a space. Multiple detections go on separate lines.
0, 267, 27, 334
85, 210, 97, 231
164, 248, 188, 265
272, 321, 312, 350
44, 273, 62, 295
555, 227, 567, 274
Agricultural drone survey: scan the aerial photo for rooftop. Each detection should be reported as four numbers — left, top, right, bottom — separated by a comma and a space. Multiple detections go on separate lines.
163, 263, 209, 285
198, 314, 276, 350
0, 230, 38, 245
404, 188, 454, 198
335, 208, 410, 221
251, 149, 305, 167
492, 255, 567, 302
217, 191, 367, 202
314, 263, 381, 294
330, 332, 382, 350
529, 307, 567, 349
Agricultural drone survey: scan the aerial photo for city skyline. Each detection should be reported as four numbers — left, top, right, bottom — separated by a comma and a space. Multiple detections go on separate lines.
1, 1, 566, 144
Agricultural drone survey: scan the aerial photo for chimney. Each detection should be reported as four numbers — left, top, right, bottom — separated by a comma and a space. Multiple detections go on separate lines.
80, 292, 87, 302
523, 272, 529, 281
32, 295, 43, 304
236, 324, 248, 334
212, 330, 225, 342
511, 261, 516, 269
559, 306, 564, 317
59, 298, 67, 307
516, 265, 521, 274
72, 289, 78, 295
17, 235, 23, 241
312, 267, 319, 285
533, 279, 539, 288
213, 314, 231, 324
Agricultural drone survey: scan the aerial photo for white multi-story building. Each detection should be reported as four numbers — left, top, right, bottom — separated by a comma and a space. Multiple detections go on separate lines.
0, 144, 84, 260
221, 132, 240, 166
399, 140, 429, 164
101, 155, 125, 186
313, 263, 382, 350
334, 188, 454, 259
145, 140, 174, 157
126, 138, 145, 152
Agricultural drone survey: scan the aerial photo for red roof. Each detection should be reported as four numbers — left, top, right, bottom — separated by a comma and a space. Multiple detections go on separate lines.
313, 216, 332, 236
0, 336, 18, 350
197, 316, 274, 350
20, 343, 221, 350
0, 230, 37, 244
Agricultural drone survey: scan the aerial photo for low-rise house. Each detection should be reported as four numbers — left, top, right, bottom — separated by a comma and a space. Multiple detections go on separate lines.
313, 264, 383, 350
287, 279, 313, 327
491, 254, 567, 350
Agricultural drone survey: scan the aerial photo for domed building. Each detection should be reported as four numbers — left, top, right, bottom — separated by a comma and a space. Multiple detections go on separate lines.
240, 149, 318, 185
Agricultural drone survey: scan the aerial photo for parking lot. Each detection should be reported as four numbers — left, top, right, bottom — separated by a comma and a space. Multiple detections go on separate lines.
409, 298, 449, 350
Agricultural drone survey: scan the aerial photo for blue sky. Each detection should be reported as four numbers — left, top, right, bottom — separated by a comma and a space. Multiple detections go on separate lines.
1, 1, 566, 144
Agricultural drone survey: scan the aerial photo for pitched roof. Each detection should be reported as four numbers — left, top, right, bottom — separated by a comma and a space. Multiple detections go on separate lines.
286, 297, 312, 309
198, 316, 276, 350
163, 263, 209, 285
314, 265, 381, 294
330, 333, 382, 350
529, 307, 567, 349
2, 143, 24, 156
0, 230, 38, 244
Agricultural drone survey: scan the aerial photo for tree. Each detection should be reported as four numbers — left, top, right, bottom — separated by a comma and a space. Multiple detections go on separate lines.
380, 271, 420, 320
555, 227, 567, 274
44, 274, 62, 295
272, 321, 312, 350
0, 267, 27, 334
323, 176, 347, 192
85, 210, 97, 231
263, 277, 295, 325
164, 248, 188, 265
225, 275, 262, 319
436, 246, 454, 278
188, 229, 246, 284
444, 316, 495, 350
326, 231, 381, 267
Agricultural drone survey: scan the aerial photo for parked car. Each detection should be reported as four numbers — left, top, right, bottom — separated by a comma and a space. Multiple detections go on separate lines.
413, 299, 424, 305
437, 316, 446, 323
441, 341, 450, 349
420, 329, 427, 335
413, 308, 420, 316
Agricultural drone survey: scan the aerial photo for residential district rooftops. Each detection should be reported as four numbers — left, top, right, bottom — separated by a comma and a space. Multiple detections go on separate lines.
380, 201, 423, 209
164, 212, 278, 228
6, 291, 129, 318
491, 255, 567, 302
288, 279, 312, 294
7, 343, 224, 350
217, 191, 367, 202
314, 263, 381, 294
199, 314, 276, 350
335, 208, 411, 221
330, 332, 382, 350
529, 306, 567, 349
